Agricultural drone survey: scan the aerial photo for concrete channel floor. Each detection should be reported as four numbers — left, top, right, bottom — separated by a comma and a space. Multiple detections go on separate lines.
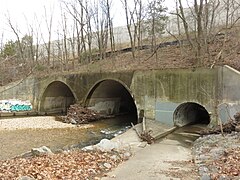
102, 120, 199, 180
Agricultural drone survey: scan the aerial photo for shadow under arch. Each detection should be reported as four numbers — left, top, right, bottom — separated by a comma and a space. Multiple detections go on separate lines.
39, 81, 76, 114
84, 79, 138, 124
173, 102, 210, 127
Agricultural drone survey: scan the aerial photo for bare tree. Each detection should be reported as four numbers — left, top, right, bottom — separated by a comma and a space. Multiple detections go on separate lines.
194, 0, 204, 65
6, 14, 25, 63
85, 0, 93, 62
145, 0, 167, 53
0, 33, 3, 55
60, 6, 69, 70
177, 0, 194, 48
122, 0, 134, 58
43, 5, 54, 66
92, 0, 108, 60
62, 0, 93, 63
122, 0, 144, 59
105, 0, 115, 54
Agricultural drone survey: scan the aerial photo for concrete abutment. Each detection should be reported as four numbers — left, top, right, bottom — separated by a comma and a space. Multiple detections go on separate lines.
1, 66, 240, 127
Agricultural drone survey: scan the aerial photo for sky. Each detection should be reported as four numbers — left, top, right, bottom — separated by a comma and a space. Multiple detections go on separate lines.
0, 0, 193, 44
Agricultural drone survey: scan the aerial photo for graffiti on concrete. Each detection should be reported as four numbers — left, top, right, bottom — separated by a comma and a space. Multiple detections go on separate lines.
0, 99, 32, 112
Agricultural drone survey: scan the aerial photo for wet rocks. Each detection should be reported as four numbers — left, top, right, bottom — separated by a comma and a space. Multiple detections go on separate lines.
82, 139, 122, 152
31, 146, 53, 156
20, 146, 53, 158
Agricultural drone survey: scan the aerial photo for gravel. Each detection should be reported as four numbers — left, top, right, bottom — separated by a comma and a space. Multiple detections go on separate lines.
193, 132, 240, 180
0, 116, 89, 130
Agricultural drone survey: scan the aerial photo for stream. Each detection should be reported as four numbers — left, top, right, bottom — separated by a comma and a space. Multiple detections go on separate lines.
0, 115, 133, 160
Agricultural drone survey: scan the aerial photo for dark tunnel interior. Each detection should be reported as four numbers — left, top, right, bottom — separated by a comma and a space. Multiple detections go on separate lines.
85, 80, 138, 124
173, 102, 210, 127
40, 81, 75, 114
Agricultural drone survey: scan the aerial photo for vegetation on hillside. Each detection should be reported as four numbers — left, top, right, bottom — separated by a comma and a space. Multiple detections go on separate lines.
0, 0, 240, 86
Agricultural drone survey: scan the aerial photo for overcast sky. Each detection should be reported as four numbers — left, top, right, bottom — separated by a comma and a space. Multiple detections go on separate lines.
0, 0, 192, 43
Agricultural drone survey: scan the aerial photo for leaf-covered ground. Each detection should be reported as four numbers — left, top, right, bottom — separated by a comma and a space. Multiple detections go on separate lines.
0, 150, 125, 180
193, 132, 240, 180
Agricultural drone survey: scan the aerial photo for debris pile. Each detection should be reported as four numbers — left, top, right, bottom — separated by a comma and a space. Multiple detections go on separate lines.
57, 104, 105, 124
200, 112, 240, 135
139, 130, 155, 144
0, 149, 124, 179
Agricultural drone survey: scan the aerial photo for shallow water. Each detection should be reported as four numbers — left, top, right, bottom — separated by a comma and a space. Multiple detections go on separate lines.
165, 124, 207, 147
0, 115, 133, 160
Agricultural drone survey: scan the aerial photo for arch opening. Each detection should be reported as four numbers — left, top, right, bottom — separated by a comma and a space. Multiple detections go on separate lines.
40, 81, 76, 114
85, 80, 138, 124
173, 102, 210, 127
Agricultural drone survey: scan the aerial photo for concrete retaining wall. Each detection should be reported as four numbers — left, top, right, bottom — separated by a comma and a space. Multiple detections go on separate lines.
218, 65, 240, 123
1, 67, 234, 126
130, 68, 217, 126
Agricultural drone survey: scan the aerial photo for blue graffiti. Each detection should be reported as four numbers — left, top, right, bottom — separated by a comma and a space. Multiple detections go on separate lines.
0, 100, 32, 112
10, 104, 32, 111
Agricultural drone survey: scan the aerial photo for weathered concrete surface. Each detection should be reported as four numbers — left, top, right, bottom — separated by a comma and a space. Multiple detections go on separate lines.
102, 123, 199, 180
130, 68, 217, 124
102, 140, 198, 180
218, 65, 240, 123
1, 66, 238, 126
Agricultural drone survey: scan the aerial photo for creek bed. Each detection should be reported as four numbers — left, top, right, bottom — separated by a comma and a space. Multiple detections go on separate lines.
0, 115, 133, 160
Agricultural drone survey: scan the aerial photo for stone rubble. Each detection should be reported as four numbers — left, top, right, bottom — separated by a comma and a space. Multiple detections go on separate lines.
193, 132, 240, 180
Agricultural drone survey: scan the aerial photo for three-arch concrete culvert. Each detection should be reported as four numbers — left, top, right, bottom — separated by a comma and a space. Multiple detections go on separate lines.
40, 80, 210, 127
39, 80, 138, 125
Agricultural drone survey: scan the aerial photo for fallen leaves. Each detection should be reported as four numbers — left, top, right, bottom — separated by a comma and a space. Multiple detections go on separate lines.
210, 147, 240, 179
0, 150, 124, 179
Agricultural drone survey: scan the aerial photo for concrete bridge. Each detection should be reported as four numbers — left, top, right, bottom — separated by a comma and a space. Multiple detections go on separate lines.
1, 65, 240, 127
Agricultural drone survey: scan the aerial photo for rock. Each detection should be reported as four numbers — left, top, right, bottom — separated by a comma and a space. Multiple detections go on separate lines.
199, 166, 209, 175
82, 145, 94, 151
95, 139, 119, 152
219, 175, 230, 180
235, 125, 240, 132
122, 152, 131, 160
70, 118, 77, 124
20, 151, 33, 158
198, 154, 210, 162
103, 162, 112, 169
138, 142, 148, 148
201, 173, 211, 180
31, 146, 53, 156
110, 155, 120, 161
210, 148, 225, 160
17, 176, 35, 180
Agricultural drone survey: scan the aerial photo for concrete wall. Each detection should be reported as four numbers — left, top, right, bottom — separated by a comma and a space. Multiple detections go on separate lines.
0, 68, 222, 126
218, 65, 240, 123
130, 68, 217, 126
0, 78, 38, 112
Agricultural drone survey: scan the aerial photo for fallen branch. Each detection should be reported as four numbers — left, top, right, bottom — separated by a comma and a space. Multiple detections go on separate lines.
131, 122, 155, 144
200, 112, 240, 135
